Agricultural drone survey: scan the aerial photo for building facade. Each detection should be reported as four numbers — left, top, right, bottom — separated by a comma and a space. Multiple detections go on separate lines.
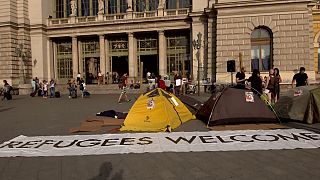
0, 0, 319, 89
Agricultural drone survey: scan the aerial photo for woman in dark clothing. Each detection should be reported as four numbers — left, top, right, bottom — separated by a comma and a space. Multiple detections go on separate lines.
274, 68, 282, 102
265, 69, 276, 103
248, 69, 263, 94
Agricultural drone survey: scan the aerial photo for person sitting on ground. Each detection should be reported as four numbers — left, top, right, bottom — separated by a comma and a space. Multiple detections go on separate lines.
248, 69, 263, 95
292, 67, 308, 88
2, 80, 12, 100
236, 67, 246, 88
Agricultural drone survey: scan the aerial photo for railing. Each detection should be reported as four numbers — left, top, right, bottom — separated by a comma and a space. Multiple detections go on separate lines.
133, 11, 156, 18
48, 8, 189, 26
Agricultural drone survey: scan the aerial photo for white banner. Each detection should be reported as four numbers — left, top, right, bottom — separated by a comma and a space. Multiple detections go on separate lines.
0, 129, 320, 157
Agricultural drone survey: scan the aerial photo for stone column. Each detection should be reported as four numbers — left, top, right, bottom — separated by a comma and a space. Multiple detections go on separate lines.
47, 39, 54, 80
72, 36, 79, 79
128, 32, 136, 80
105, 37, 110, 83
158, 30, 167, 76
99, 34, 106, 83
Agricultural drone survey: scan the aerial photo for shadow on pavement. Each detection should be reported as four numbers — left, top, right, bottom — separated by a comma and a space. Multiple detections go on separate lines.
0, 107, 14, 113
89, 161, 124, 180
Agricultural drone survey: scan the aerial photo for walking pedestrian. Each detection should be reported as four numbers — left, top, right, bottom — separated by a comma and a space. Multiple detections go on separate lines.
118, 73, 130, 104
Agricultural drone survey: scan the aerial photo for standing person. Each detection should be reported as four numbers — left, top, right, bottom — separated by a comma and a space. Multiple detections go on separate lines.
49, 79, 56, 98
248, 69, 263, 95
42, 80, 49, 98
174, 73, 182, 95
98, 71, 103, 85
265, 69, 276, 104
2, 80, 12, 100
79, 78, 86, 98
157, 75, 166, 90
118, 73, 130, 103
146, 71, 151, 80
76, 72, 81, 85
292, 67, 308, 88
274, 68, 282, 101
67, 80, 72, 98
236, 67, 246, 88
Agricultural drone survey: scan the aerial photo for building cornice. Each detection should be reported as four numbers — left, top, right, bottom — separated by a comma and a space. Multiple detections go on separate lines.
214, 0, 313, 9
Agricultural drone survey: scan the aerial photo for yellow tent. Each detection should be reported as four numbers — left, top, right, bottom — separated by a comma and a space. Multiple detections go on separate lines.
120, 88, 195, 132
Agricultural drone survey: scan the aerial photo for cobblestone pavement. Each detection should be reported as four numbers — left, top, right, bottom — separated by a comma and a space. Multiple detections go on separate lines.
0, 94, 320, 180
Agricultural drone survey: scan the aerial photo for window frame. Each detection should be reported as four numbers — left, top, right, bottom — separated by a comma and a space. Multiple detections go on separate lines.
250, 27, 273, 72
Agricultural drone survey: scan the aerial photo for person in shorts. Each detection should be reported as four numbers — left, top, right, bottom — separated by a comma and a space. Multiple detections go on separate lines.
118, 73, 130, 104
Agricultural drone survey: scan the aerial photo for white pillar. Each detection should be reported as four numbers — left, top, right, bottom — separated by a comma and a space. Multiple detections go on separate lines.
72, 36, 79, 79
47, 39, 54, 80
99, 35, 106, 83
158, 30, 167, 76
105, 37, 110, 83
128, 32, 136, 79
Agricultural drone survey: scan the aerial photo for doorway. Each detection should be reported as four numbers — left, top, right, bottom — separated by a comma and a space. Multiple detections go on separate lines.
111, 56, 128, 83
140, 55, 158, 78
84, 57, 100, 84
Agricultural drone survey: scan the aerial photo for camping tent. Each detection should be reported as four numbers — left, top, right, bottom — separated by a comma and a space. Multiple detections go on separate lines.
120, 88, 195, 132
275, 86, 320, 124
197, 87, 277, 126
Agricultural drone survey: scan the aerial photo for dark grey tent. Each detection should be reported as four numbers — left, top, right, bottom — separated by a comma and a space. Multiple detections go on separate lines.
197, 87, 277, 126
275, 86, 320, 124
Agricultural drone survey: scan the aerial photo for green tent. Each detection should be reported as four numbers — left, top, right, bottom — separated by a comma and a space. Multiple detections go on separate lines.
275, 86, 320, 124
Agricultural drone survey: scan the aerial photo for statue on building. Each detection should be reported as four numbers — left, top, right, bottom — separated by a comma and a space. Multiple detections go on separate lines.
158, 0, 165, 8
70, 0, 77, 16
98, 0, 105, 14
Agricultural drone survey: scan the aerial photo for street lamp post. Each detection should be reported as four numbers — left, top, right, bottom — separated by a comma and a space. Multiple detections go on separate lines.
15, 44, 31, 85
192, 32, 202, 96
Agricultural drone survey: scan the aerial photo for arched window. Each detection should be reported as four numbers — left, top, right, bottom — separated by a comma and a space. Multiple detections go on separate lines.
251, 27, 272, 71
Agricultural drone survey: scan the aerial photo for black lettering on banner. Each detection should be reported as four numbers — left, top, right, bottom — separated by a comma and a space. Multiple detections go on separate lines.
16, 140, 42, 148
165, 136, 196, 144
0, 141, 23, 148
199, 136, 216, 143
277, 133, 311, 141
230, 135, 254, 143
76, 139, 101, 147
299, 133, 320, 140
120, 138, 135, 145
34, 140, 56, 148
252, 135, 279, 142
54, 140, 78, 148
137, 137, 153, 145
101, 139, 119, 146
216, 136, 233, 143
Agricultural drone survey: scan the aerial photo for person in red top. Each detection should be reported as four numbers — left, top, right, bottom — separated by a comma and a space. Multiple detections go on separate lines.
157, 75, 166, 90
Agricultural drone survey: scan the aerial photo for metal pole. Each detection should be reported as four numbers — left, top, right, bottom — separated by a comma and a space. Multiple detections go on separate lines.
140, 62, 143, 94
197, 53, 200, 96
